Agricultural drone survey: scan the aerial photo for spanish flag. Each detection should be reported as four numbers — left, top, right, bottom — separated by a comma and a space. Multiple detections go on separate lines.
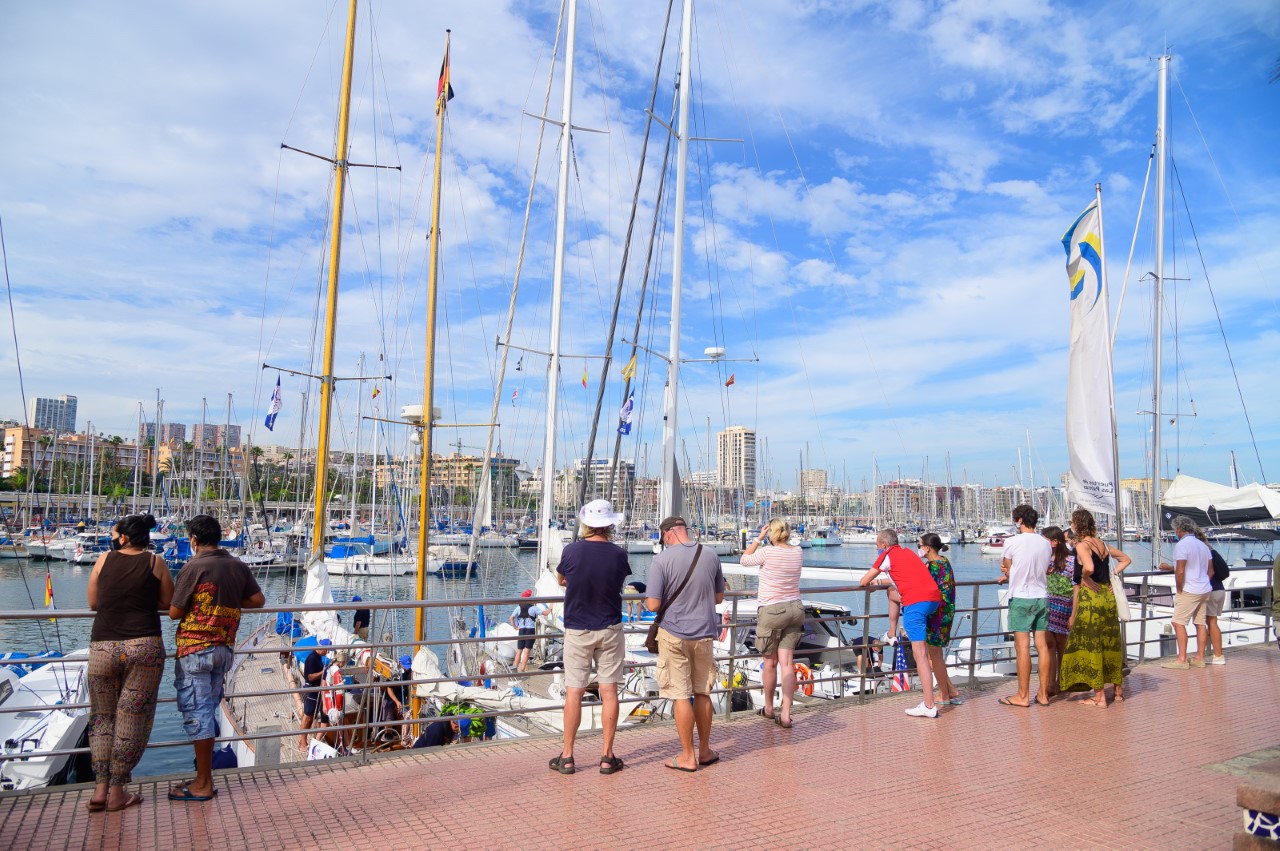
372, 386, 381, 399
436, 43, 455, 115
582, 365, 588, 389
45, 570, 55, 620
724, 374, 735, 387
620, 352, 637, 380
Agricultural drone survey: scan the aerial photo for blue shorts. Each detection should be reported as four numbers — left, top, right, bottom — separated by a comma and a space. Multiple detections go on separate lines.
902, 601, 940, 643
175, 645, 233, 741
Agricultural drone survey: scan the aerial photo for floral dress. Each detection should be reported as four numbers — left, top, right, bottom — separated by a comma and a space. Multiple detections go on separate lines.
924, 556, 956, 647
1046, 553, 1076, 635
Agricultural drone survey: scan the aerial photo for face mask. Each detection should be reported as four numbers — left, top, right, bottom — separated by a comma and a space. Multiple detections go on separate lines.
110, 538, 124, 551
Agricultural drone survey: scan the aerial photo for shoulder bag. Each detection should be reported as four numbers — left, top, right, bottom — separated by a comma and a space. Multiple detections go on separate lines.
644, 544, 703, 653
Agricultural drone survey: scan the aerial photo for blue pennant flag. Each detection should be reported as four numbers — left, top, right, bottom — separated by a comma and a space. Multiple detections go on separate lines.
264, 376, 282, 431
616, 390, 634, 436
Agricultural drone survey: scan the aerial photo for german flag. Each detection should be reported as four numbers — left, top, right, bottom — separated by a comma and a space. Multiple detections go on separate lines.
436, 43, 455, 115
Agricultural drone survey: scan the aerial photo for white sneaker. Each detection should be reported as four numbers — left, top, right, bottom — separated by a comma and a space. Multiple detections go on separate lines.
905, 701, 938, 718
880, 631, 897, 645
1208, 655, 1226, 666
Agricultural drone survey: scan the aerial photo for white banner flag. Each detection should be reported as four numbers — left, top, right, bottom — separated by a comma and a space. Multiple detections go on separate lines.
1062, 199, 1116, 514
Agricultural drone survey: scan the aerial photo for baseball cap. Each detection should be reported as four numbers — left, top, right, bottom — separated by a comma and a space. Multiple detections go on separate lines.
659, 516, 687, 533
352, 595, 362, 602
319, 638, 332, 646
400, 654, 413, 670
521, 589, 533, 598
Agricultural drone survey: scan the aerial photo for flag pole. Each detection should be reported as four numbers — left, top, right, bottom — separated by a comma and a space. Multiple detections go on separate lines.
1098, 182, 1123, 554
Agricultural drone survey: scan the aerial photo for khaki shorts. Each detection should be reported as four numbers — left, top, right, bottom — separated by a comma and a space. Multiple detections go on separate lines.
562, 624, 625, 689
1173, 591, 1211, 626
755, 600, 805, 657
655, 628, 716, 700
1205, 589, 1226, 619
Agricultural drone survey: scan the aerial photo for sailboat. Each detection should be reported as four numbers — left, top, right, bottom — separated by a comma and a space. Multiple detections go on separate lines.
220, 0, 389, 766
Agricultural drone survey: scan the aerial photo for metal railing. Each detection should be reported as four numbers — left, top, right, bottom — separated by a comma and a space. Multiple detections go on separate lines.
0, 565, 1274, 776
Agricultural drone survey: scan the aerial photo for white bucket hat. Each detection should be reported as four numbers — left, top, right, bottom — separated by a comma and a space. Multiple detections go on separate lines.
579, 498, 624, 528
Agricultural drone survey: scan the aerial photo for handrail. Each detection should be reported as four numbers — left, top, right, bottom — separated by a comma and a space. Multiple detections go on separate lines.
1, 566, 1272, 775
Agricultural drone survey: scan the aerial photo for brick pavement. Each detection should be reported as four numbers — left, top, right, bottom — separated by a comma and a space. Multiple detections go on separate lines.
2, 644, 1276, 850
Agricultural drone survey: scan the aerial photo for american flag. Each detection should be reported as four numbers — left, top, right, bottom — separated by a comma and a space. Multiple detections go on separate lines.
890, 641, 911, 692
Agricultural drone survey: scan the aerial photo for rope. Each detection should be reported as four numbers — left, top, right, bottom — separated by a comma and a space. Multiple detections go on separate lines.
1169, 156, 1267, 482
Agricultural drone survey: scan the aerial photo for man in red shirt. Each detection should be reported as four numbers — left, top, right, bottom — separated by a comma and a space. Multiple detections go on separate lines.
860, 529, 943, 718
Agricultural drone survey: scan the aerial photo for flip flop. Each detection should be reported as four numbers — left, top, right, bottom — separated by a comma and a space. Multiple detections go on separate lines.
85, 799, 107, 812
998, 696, 1030, 708
106, 792, 144, 812
698, 751, 719, 766
167, 787, 217, 802
665, 758, 697, 773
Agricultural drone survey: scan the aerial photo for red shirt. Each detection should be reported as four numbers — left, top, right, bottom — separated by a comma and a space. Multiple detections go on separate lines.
872, 546, 943, 606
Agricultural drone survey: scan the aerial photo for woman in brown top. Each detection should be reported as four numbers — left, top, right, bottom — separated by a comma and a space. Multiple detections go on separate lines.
85, 514, 173, 812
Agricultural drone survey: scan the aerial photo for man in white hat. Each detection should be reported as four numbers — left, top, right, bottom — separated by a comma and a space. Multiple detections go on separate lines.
548, 499, 631, 776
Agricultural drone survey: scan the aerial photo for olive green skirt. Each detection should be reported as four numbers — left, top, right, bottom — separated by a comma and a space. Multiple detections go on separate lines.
1059, 583, 1124, 692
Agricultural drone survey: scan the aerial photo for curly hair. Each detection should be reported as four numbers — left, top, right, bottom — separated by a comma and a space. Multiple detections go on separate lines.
1070, 508, 1098, 539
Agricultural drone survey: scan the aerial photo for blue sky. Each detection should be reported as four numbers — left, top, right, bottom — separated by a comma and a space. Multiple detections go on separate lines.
1, 0, 1277, 494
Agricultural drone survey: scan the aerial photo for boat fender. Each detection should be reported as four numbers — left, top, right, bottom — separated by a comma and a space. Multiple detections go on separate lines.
793, 662, 814, 696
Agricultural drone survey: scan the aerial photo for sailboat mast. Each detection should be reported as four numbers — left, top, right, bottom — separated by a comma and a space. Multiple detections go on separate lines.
537, 0, 578, 572
415, 29, 452, 642
658, 0, 694, 522
1150, 52, 1169, 567
309, 0, 359, 560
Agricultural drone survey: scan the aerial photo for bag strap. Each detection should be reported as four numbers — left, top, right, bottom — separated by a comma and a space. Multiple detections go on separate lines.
653, 544, 703, 628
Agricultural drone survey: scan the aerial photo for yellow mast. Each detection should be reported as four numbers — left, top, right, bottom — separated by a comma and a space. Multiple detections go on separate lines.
414, 30, 451, 663
309, 0, 359, 560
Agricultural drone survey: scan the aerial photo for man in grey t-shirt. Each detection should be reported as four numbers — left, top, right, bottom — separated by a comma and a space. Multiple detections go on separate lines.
645, 516, 725, 772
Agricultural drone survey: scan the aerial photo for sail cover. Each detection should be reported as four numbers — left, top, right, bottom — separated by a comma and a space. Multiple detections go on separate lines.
1158, 474, 1280, 529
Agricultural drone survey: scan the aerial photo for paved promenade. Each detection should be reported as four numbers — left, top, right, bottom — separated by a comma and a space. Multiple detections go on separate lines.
3, 644, 1277, 850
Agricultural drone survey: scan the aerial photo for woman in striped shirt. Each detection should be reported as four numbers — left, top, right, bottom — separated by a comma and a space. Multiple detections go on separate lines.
741, 519, 805, 728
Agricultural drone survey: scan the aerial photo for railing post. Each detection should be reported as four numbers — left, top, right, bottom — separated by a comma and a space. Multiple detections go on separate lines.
967, 583, 980, 687
723, 596, 738, 721
1138, 576, 1149, 664
858, 590, 870, 704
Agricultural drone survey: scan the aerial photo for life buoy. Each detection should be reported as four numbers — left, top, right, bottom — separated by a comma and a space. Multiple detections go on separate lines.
793, 662, 814, 696
321, 665, 345, 715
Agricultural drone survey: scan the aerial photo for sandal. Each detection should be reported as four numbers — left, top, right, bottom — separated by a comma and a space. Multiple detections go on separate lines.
775, 714, 793, 729
599, 755, 624, 775
755, 707, 776, 722
548, 755, 575, 775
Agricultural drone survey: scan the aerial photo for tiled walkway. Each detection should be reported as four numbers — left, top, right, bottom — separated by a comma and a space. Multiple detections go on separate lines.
4, 644, 1277, 850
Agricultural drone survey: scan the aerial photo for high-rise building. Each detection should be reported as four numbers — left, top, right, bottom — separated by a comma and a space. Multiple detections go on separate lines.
26, 395, 77, 433
191, 423, 241, 450
716, 425, 756, 502
799, 469, 828, 492
139, 422, 187, 444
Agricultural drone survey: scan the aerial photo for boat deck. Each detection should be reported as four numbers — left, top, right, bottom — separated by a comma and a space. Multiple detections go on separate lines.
2, 643, 1277, 849
223, 632, 307, 765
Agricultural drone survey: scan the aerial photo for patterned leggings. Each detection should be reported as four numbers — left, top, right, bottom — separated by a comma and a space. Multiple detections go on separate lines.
87, 636, 165, 786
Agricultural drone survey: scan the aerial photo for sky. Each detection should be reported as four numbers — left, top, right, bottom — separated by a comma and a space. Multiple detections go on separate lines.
2, 0, 1277, 496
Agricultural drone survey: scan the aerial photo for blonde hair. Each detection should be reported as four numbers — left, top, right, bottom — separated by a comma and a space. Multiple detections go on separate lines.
765, 518, 790, 544
579, 523, 613, 540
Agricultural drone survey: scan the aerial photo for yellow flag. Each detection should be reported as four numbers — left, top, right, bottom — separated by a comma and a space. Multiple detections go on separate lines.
620, 353, 637, 380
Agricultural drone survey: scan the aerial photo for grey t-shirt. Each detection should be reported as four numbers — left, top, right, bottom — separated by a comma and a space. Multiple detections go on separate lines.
647, 542, 725, 640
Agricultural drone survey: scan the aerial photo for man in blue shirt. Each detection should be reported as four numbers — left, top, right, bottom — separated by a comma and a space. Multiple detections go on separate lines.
549, 500, 630, 776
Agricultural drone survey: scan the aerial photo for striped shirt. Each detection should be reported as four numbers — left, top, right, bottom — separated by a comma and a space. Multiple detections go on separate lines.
741, 544, 803, 605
